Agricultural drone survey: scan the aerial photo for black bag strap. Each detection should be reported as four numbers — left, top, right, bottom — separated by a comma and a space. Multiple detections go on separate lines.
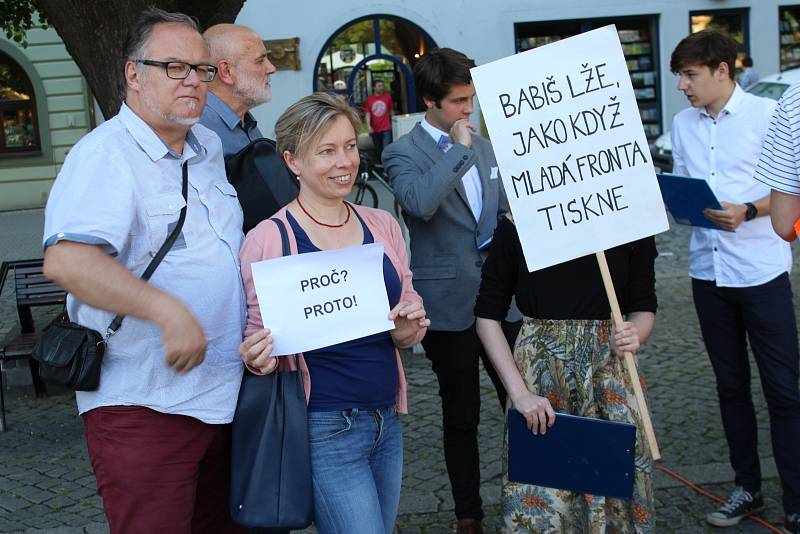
268, 217, 297, 364
269, 217, 290, 257
106, 161, 190, 337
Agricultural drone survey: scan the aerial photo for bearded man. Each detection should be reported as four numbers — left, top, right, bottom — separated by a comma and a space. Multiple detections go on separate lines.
201, 23, 276, 157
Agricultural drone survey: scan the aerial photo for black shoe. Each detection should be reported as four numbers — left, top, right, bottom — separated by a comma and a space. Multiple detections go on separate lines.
706, 486, 764, 527
784, 513, 800, 534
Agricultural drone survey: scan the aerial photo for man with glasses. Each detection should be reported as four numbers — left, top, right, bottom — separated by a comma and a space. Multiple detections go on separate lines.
42, 8, 246, 533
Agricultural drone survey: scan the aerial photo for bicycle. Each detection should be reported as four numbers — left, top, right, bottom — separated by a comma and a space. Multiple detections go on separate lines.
352, 155, 401, 217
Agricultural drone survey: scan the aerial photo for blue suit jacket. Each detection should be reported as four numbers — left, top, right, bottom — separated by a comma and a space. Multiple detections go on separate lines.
383, 123, 520, 331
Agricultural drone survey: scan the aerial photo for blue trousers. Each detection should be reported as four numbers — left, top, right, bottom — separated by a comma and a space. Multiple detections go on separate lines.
693, 273, 800, 513
371, 130, 392, 160
308, 407, 402, 533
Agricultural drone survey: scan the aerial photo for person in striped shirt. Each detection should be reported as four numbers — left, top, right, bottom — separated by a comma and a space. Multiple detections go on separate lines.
755, 82, 800, 242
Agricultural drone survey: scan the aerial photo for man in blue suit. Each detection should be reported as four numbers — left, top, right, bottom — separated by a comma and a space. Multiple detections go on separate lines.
382, 48, 520, 534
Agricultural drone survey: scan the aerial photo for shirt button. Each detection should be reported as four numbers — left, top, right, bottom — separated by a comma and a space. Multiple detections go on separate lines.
710, 146, 714, 150
711, 173, 716, 176
713, 247, 718, 251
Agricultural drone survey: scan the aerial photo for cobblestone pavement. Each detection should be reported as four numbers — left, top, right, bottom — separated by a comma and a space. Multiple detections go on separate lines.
1, 209, 798, 533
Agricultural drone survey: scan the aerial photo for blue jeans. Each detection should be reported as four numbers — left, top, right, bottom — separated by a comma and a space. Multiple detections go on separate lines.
308, 407, 402, 534
370, 130, 392, 160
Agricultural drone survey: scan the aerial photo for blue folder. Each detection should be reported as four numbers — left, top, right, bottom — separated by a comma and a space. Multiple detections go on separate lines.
656, 173, 732, 231
507, 410, 636, 500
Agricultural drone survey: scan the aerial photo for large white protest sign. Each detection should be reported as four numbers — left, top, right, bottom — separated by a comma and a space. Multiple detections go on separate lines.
250, 243, 394, 356
471, 25, 669, 271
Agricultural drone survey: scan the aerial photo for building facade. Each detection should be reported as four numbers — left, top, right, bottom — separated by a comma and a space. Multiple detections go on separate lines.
0, 28, 92, 211
0, 2, 796, 210
240, 0, 798, 143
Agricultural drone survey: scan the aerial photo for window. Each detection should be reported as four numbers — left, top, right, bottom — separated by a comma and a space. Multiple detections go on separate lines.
0, 51, 40, 154
690, 9, 749, 71
780, 5, 800, 71
515, 15, 663, 140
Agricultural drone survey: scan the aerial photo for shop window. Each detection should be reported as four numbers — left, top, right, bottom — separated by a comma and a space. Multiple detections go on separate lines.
690, 9, 749, 70
780, 6, 800, 71
314, 15, 436, 115
0, 51, 40, 155
515, 15, 662, 141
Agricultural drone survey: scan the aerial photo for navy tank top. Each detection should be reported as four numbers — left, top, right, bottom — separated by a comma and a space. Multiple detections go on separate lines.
286, 208, 401, 410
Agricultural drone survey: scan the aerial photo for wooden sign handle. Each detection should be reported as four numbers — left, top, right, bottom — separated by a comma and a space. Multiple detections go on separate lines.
595, 251, 661, 461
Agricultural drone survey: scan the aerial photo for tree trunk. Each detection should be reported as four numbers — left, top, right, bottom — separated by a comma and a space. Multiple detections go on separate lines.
36, 0, 246, 119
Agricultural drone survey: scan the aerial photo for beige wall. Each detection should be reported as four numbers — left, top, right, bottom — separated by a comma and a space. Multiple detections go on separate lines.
0, 27, 91, 211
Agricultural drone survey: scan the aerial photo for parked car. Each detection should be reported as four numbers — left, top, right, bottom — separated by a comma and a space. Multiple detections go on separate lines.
650, 67, 800, 172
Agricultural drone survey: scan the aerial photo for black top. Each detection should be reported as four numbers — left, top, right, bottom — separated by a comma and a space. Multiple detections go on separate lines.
225, 138, 300, 234
475, 217, 658, 321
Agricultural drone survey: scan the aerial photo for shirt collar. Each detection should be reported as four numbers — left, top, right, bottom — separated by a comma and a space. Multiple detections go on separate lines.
699, 83, 744, 119
206, 91, 253, 131
118, 102, 206, 162
420, 117, 449, 143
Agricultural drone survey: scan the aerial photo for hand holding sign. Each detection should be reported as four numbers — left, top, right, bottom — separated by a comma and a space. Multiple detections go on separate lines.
250, 243, 394, 356
239, 328, 278, 375
389, 300, 431, 348
471, 25, 665, 460
471, 25, 668, 272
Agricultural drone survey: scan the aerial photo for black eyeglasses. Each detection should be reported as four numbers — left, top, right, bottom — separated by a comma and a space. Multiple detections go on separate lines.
135, 59, 217, 82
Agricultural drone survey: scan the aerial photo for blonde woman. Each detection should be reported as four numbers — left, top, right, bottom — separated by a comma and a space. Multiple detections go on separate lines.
238, 92, 429, 534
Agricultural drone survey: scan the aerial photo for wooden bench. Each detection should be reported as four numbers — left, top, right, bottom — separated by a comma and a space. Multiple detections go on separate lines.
0, 259, 66, 431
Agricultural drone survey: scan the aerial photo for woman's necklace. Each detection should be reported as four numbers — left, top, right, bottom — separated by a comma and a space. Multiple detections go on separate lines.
296, 196, 351, 228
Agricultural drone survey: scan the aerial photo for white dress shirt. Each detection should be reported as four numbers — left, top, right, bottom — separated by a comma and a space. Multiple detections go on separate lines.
671, 84, 791, 287
44, 103, 246, 423
420, 118, 483, 222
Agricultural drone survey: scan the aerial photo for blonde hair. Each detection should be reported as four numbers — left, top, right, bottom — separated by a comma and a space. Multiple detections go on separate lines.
275, 92, 361, 158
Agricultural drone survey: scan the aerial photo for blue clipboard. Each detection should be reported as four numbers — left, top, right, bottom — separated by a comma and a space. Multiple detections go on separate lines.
507, 410, 636, 500
656, 173, 732, 231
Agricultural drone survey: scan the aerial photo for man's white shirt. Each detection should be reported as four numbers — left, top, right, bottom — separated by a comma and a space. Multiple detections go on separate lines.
671, 84, 791, 287
44, 104, 246, 423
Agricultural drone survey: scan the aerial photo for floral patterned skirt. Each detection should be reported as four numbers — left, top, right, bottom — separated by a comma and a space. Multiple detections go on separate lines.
501, 317, 654, 534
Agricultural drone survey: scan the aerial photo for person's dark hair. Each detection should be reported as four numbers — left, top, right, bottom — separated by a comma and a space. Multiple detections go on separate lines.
413, 48, 475, 106
121, 8, 202, 96
372, 79, 384, 88
742, 55, 754, 68
670, 30, 737, 80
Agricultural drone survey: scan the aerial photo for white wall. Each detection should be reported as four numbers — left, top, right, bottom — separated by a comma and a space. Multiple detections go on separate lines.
237, 0, 789, 138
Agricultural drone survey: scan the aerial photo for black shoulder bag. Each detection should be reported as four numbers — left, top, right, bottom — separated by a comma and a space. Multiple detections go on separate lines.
229, 217, 313, 529
32, 162, 190, 391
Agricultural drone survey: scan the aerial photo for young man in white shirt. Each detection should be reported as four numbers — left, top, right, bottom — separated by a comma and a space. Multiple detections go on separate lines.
670, 30, 800, 533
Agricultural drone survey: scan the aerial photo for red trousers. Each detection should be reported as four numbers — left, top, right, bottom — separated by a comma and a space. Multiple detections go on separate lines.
82, 406, 246, 534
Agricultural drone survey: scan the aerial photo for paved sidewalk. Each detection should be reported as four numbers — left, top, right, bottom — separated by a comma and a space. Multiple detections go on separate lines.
1, 208, 798, 533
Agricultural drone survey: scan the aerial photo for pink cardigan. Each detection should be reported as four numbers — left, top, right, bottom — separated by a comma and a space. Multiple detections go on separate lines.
239, 204, 426, 414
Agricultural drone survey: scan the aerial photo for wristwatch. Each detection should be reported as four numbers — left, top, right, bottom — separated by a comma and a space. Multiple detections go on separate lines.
744, 202, 758, 221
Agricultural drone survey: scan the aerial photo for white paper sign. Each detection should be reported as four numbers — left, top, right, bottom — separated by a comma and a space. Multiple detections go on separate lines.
471, 25, 669, 271
250, 243, 394, 355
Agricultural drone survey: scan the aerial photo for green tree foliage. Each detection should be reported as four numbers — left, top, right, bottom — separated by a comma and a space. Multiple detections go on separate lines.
0, 0, 48, 47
